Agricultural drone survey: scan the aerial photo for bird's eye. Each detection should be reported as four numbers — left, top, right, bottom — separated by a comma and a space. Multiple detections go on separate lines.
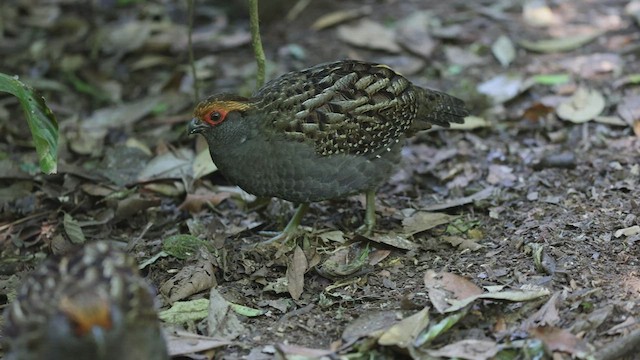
206, 110, 226, 126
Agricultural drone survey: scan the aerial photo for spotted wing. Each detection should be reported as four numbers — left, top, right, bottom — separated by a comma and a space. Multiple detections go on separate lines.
254, 60, 422, 157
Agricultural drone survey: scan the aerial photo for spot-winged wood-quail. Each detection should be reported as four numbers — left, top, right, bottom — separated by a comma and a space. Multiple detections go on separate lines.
188, 60, 468, 242
3, 241, 168, 360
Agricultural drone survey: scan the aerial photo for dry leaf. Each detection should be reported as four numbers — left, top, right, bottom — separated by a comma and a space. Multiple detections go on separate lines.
337, 19, 401, 53
523, 0, 558, 27
519, 31, 601, 53
529, 326, 590, 355
492, 35, 516, 67
208, 288, 246, 340
311, 7, 372, 30
378, 307, 430, 348
286, 246, 307, 300
342, 311, 399, 342
402, 212, 456, 235
160, 250, 218, 303
166, 329, 232, 357
556, 87, 605, 123
424, 270, 483, 313
426, 339, 499, 360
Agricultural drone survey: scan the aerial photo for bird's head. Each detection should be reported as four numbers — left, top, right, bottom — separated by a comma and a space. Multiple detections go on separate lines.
41, 290, 125, 359
188, 94, 253, 136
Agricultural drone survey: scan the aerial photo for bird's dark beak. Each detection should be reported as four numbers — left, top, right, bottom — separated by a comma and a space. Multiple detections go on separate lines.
188, 118, 207, 135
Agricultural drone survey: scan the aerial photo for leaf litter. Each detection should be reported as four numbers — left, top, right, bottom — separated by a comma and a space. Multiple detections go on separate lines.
1, 1, 640, 359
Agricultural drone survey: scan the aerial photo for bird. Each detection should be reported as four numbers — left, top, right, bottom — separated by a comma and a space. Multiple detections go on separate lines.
188, 60, 468, 243
3, 241, 169, 360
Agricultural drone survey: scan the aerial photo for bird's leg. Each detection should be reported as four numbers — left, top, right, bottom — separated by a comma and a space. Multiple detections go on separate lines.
357, 190, 377, 237
262, 203, 309, 244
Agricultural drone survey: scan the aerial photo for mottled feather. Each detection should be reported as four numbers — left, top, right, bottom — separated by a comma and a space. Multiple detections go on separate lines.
252, 60, 467, 157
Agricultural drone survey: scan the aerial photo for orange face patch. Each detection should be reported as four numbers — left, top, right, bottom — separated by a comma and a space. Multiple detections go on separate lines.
194, 100, 252, 127
59, 295, 112, 337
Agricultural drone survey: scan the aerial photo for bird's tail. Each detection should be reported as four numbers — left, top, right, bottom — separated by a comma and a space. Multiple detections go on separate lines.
414, 88, 469, 130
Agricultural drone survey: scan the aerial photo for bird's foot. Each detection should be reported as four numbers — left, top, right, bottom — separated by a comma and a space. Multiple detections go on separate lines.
355, 222, 374, 238
250, 203, 309, 248
356, 190, 377, 237
257, 228, 299, 245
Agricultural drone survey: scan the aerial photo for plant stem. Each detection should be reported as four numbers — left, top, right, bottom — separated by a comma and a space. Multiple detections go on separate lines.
249, 0, 266, 88
187, 0, 199, 101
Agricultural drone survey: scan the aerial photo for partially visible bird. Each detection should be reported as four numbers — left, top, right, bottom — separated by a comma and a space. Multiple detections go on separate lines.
189, 60, 468, 242
3, 241, 168, 360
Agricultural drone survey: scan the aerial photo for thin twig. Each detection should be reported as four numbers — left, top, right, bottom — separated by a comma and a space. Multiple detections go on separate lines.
187, 0, 199, 101
248, 0, 266, 88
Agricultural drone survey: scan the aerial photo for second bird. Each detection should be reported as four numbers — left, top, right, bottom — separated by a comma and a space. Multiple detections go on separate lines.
189, 60, 469, 242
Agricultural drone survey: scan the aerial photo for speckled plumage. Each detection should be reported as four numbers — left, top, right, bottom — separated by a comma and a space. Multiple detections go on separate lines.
3, 242, 168, 360
189, 60, 468, 239
190, 60, 468, 205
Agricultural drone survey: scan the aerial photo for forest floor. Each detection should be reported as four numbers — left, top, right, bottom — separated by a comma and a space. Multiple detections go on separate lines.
1, 0, 640, 359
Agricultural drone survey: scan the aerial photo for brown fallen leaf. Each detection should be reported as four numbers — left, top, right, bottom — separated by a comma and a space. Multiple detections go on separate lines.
424, 270, 483, 313
426, 339, 499, 360
402, 212, 457, 235
342, 311, 399, 343
337, 19, 401, 53
160, 249, 218, 303
522, 291, 561, 329
286, 246, 307, 300
165, 329, 232, 357
207, 288, 246, 340
529, 326, 590, 355
378, 307, 430, 348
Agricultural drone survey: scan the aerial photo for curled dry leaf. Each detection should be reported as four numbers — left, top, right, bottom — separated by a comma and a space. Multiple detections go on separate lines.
442, 236, 483, 251
193, 149, 217, 180
337, 19, 401, 53
477, 74, 527, 104
165, 329, 232, 357
424, 270, 483, 313
522, 292, 561, 329
160, 249, 218, 303
378, 307, 430, 348
402, 212, 457, 235
556, 87, 605, 123
518, 31, 602, 53
449, 116, 490, 130
367, 233, 419, 251
207, 288, 246, 340
342, 311, 399, 343
311, 6, 372, 30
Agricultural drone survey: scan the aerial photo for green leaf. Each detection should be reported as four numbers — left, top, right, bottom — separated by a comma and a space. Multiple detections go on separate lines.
228, 302, 266, 317
63, 213, 87, 244
158, 299, 209, 323
0, 73, 58, 174
531, 73, 571, 85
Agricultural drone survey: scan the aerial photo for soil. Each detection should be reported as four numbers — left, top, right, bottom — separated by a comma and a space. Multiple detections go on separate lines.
1, 0, 639, 359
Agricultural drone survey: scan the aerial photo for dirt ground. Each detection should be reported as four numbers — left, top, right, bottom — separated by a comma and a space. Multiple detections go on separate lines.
1, 0, 640, 359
